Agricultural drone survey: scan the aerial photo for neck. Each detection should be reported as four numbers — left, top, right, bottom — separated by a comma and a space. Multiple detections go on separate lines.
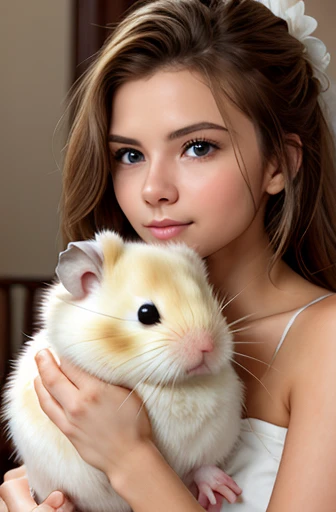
205, 234, 290, 325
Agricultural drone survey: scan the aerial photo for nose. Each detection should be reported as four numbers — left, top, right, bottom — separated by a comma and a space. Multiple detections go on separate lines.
195, 332, 214, 353
183, 331, 215, 361
141, 158, 179, 206
182, 331, 215, 374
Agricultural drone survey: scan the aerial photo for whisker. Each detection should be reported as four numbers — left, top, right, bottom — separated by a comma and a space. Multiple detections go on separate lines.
242, 402, 249, 418
230, 326, 252, 335
213, 289, 228, 313
62, 345, 167, 379
59, 339, 167, 363
119, 349, 167, 377
137, 380, 161, 418
231, 359, 273, 400
117, 357, 164, 413
186, 295, 196, 329
77, 333, 140, 343
227, 313, 255, 328
220, 267, 268, 313
117, 380, 144, 412
241, 404, 277, 458
176, 310, 189, 341
57, 298, 138, 323
164, 322, 184, 340
138, 352, 182, 418
234, 342, 263, 348
168, 365, 180, 413
117, 388, 139, 413
137, 361, 176, 418
221, 287, 249, 311
112, 347, 167, 373
80, 334, 167, 346
233, 352, 280, 371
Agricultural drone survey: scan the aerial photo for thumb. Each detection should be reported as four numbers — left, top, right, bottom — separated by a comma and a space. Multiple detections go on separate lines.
41, 491, 65, 510
0, 477, 64, 512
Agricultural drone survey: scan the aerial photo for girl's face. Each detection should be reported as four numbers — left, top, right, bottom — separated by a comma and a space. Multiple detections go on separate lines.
109, 69, 275, 259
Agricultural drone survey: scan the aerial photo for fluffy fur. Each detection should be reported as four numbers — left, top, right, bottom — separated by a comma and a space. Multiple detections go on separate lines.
3, 231, 243, 512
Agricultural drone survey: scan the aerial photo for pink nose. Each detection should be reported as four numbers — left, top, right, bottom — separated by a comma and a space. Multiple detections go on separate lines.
197, 332, 214, 353
181, 331, 215, 374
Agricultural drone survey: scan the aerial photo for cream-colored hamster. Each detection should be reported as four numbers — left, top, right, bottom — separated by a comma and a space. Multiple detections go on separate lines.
3, 230, 243, 512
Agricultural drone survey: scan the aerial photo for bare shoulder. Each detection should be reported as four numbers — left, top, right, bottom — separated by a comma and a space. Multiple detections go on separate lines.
303, 291, 336, 325
285, 290, 336, 408
268, 293, 336, 511
292, 292, 336, 362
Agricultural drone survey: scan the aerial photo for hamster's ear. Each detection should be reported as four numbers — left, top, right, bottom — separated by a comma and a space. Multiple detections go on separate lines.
56, 240, 104, 299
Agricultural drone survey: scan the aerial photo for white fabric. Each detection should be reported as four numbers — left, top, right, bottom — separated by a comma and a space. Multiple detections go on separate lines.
223, 418, 287, 511
222, 293, 333, 510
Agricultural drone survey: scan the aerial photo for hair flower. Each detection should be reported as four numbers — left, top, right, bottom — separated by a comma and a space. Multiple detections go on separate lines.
255, 0, 331, 81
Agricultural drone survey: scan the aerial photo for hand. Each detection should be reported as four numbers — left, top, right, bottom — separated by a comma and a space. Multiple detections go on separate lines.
34, 349, 152, 482
193, 465, 242, 511
0, 466, 74, 512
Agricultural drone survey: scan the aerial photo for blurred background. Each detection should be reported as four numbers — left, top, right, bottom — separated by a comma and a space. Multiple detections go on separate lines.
0, 0, 335, 479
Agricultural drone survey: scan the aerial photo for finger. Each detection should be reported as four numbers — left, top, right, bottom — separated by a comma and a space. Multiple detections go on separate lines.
197, 491, 210, 508
198, 483, 216, 505
218, 474, 242, 495
59, 357, 97, 390
43, 491, 65, 509
0, 477, 38, 511
56, 497, 75, 512
0, 476, 66, 512
34, 376, 69, 432
207, 495, 223, 512
0, 498, 8, 512
35, 351, 79, 407
216, 484, 238, 504
3, 466, 26, 481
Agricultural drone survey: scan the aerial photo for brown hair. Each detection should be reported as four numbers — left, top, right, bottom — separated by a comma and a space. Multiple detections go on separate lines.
61, 0, 336, 290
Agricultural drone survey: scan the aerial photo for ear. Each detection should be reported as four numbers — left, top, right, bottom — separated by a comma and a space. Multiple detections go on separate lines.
99, 230, 125, 272
265, 134, 302, 195
56, 239, 104, 299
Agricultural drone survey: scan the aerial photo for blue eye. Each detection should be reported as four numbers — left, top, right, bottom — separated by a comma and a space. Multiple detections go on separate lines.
183, 140, 217, 158
114, 149, 144, 165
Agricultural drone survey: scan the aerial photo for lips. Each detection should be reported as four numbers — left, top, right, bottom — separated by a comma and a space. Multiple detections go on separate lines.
145, 219, 192, 241
147, 219, 191, 228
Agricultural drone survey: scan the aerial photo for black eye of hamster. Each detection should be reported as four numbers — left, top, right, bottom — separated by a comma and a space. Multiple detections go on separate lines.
138, 303, 161, 325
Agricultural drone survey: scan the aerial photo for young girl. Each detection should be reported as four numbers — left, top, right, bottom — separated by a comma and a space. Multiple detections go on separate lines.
1, 0, 336, 511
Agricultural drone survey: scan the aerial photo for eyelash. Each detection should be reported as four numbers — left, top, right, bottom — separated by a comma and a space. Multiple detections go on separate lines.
113, 148, 137, 162
181, 137, 221, 157
112, 137, 221, 164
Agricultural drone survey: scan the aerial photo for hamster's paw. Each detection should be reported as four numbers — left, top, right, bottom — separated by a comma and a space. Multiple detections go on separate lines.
193, 465, 242, 509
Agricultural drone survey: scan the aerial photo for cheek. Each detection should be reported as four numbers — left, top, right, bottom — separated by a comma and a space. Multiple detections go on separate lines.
195, 168, 254, 214
112, 172, 139, 218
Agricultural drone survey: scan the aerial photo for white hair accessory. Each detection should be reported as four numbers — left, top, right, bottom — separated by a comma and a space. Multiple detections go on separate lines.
255, 0, 330, 85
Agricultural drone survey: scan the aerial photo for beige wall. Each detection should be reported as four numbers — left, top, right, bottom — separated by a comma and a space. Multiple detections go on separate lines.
0, 0, 72, 278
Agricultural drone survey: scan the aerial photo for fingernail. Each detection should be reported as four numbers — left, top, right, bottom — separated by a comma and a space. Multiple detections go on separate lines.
35, 349, 48, 363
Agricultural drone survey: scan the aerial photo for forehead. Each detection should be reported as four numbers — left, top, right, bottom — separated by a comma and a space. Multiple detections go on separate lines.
111, 69, 223, 129
109, 68, 256, 144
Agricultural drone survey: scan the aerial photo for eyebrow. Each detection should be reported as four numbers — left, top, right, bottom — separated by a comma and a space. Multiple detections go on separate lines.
108, 122, 228, 145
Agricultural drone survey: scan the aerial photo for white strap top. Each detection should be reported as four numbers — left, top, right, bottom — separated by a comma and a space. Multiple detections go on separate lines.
268, 293, 333, 367
223, 293, 333, 511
